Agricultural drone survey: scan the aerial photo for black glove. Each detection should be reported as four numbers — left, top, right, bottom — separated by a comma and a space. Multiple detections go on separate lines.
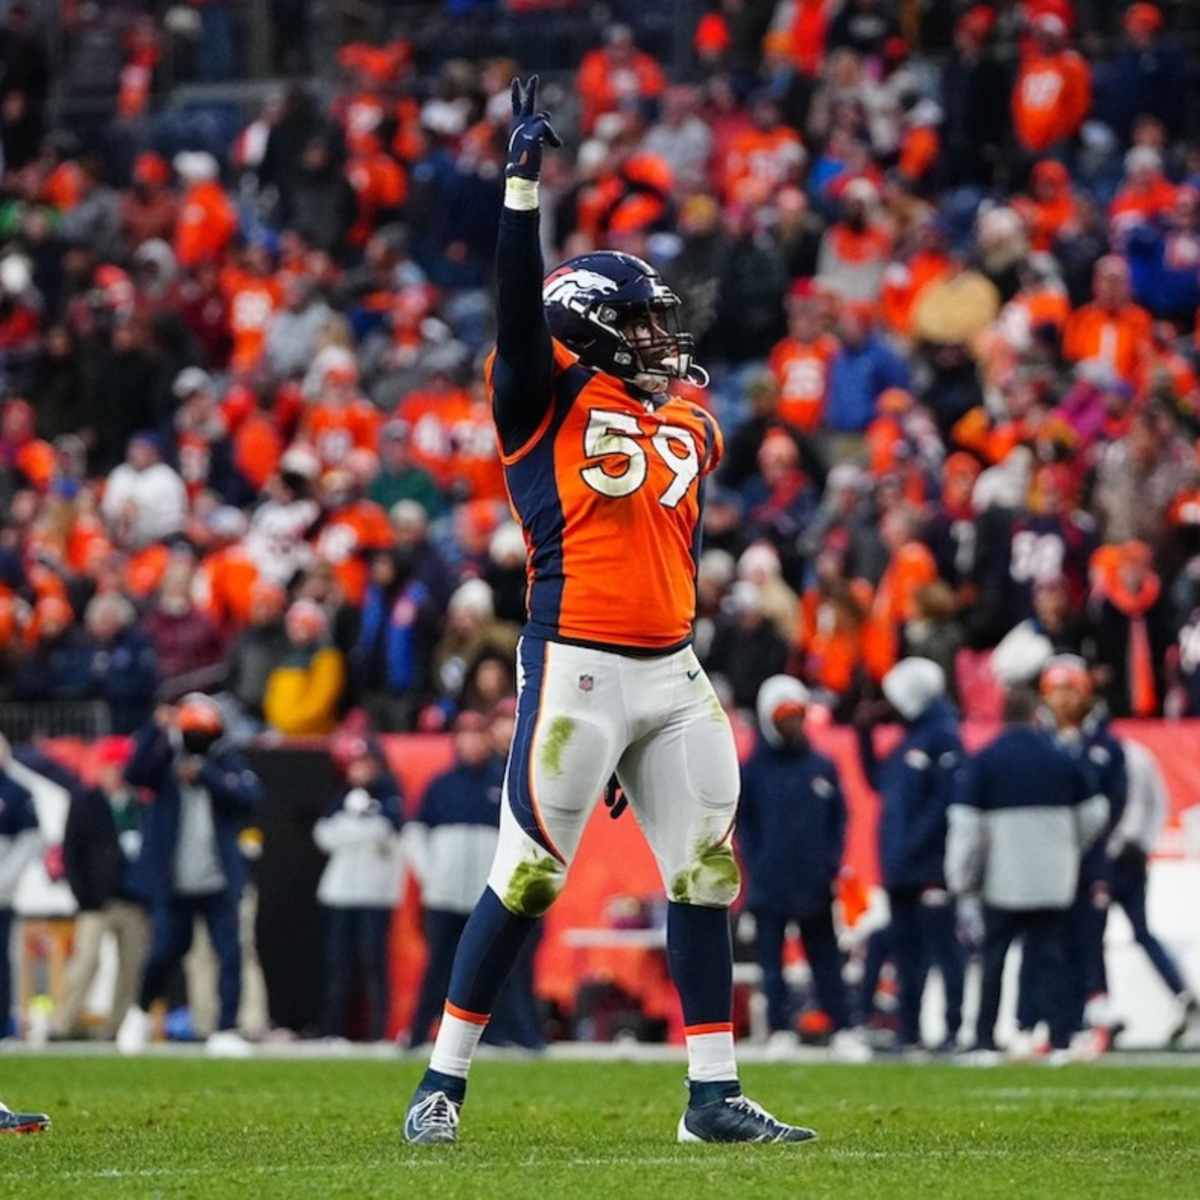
603, 775, 628, 820
506, 74, 562, 182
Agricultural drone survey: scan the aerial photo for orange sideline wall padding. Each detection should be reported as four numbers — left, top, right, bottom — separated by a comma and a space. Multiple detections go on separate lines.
40, 720, 1200, 1039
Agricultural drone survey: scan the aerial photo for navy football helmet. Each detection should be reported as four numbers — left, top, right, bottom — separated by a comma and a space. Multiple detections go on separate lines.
542, 252, 709, 392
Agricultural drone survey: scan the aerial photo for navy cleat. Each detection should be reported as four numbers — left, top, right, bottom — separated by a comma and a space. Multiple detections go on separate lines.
677, 1081, 816, 1145
0, 1102, 50, 1134
403, 1071, 464, 1145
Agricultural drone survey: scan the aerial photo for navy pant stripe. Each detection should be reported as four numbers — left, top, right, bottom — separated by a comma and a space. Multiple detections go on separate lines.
505, 636, 560, 859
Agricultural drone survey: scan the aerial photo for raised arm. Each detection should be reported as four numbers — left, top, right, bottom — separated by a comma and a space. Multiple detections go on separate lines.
492, 75, 562, 457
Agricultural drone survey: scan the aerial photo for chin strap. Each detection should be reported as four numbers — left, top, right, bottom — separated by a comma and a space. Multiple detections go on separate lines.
685, 363, 710, 388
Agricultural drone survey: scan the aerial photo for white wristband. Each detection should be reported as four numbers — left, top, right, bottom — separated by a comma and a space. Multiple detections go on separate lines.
504, 177, 540, 211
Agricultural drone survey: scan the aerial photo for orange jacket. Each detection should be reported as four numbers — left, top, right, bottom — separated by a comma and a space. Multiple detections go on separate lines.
898, 126, 940, 184
1110, 177, 1178, 225
1013, 190, 1078, 251
793, 580, 871, 695
174, 180, 237, 268
196, 546, 261, 630
347, 150, 407, 246
880, 250, 953, 335
1012, 49, 1091, 152
576, 48, 665, 133
862, 542, 938, 680
1062, 302, 1152, 383
231, 412, 282, 493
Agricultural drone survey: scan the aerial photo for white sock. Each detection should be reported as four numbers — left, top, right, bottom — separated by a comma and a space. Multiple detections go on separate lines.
684, 1022, 738, 1083
428, 1003, 489, 1079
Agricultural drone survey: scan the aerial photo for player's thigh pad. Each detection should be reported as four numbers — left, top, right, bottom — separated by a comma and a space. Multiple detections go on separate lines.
617, 659, 741, 908
488, 637, 623, 917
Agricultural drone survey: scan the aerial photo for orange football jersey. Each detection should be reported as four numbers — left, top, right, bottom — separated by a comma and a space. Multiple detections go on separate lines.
490, 341, 722, 652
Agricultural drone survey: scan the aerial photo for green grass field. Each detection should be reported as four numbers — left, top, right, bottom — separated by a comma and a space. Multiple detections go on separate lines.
1, 1056, 1198, 1198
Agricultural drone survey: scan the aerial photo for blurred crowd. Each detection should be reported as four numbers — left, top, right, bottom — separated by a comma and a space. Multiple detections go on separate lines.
3, 0, 1200, 741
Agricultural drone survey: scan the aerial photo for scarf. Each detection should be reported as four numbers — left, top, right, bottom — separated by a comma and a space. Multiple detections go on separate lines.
1105, 573, 1161, 717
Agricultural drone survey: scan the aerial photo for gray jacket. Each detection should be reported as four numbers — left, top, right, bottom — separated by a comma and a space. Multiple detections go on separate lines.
946, 724, 1107, 910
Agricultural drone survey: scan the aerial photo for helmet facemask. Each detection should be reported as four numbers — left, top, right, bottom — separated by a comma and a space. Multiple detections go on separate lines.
592, 295, 709, 392
612, 299, 704, 393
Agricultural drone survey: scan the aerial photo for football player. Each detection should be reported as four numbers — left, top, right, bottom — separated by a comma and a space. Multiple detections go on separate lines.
404, 78, 814, 1146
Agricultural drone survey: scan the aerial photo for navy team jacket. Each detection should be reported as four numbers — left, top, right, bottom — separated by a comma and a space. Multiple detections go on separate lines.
738, 743, 847, 916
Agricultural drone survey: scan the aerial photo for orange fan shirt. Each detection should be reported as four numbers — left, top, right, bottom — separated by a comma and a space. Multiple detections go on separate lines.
720, 126, 804, 204
397, 386, 474, 486
222, 269, 282, 372
447, 395, 506, 502
302, 398, 382, 468
1062, 302, 1152, 383
1012, 49, 1091, 153
1110, 177, 1178, 226
175, 180, 238, 268
768, 334, 838, 431
489, 340, 722, 652
862, 542, 938, 680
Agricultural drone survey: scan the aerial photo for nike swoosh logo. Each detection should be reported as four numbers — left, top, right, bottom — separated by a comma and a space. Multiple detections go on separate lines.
686, 669, 701, 681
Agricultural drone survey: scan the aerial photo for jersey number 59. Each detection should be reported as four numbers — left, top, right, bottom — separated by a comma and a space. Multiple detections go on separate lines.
580, 409, 700, 509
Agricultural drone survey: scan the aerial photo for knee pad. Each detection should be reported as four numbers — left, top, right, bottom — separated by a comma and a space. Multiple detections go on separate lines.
494, 851, 566, 918
670, 839, 741, 908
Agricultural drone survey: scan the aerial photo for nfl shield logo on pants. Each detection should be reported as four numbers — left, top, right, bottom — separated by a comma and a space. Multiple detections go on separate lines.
578, 674, 594, 693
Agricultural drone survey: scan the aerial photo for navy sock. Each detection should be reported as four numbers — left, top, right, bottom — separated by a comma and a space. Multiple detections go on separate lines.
446, 887, 540, 1016
419, 1067, 467, 1105
688, 1079, 740, 1107
666, 901, 733, 1026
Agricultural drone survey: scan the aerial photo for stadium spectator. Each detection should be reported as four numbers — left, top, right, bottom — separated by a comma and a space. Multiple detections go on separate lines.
173, 152, 237, 269
1038, 655, 1128, 1055
432, 580, 517, 712
643, 86, 712, 191
0, 737, 41, 1037
0, 2, 50, 171
825, 303, 909, 433
1011, 12, 1092, 157
11, 595, 93, 707
1107, 739, 1199, 1043
1061, 256, 1151, 384
117, 696, 262, 1057
221, 581, 289, 731
856, 658, 964, 1051
84, 593, 158, 734
55, 744, 149, 1040
1090, 541, 1171, 717
1100, 3, 1187, 143
262, 599, 347, 736
368, 421, 444, 518
143, 560, 226, 692
947, 684, 1105, 1059
576, 25, 665, 135
739, 676, 869, 1060
406, 711, 503, 1048
100, 433, 187, 550
352, 547, 437, 731
313, 735, 403, 1042
704, 580, 787, 711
